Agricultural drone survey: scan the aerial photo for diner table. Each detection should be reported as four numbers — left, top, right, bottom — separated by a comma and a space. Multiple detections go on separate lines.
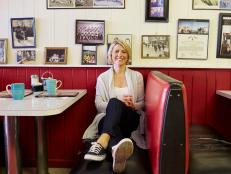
0, 89, 87, 174
216, 90, 231, 99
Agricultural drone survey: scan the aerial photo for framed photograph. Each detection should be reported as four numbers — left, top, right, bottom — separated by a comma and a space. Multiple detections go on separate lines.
16, 50, 36, 64
0, 39, 7, 64
141, 35, 170, 59
47, 0, 125, 9
45, 47, 67, 64
145, 0, 169, 22
193, 0, 231, 10
75, 20, 105, 45
82, 45, 97, 65
11, 17, 36, 48
177, 19, 210, 60
216, 13, 231, 58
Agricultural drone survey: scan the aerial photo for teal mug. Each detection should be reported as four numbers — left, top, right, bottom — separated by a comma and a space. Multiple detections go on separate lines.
46, 79, 62, 95
6, 83, 25, 100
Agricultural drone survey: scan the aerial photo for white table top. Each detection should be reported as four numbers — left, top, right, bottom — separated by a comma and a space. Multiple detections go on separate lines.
0, 89, 87, 116
216, 90, 231, 100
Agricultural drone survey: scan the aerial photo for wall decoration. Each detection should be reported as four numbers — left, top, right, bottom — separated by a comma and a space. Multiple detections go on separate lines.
16, 50, 36, 64
81, 45, 97, 65
75, 20, 105, 45
145, 0, 169, 22
177, 19, 210, 60
217, 13, 231, 58
0, 39, 7, 64
45, 47, 67, 64
141, 35, 170, 59
11, 17, 36, 48
193, 0, 231, 10
107, 34, 132, 64
47, 0, 125, 9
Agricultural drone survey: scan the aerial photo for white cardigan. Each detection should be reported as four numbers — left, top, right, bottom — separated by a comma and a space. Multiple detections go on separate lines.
82, 67, 147, 149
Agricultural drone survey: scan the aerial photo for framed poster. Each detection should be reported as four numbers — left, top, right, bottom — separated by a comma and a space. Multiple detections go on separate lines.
145, 0, 169, 22
0, 39, 7, 64
141, 35, 170, 59
16, 50, 36, 64
216, 13, 231, 58
75, 20, 105, 45
82, 45, 97, 65
177, 19, 210, 60
45, 47, 67, 64
193, 0, 231, 10
47, 0, 125, 9
11, 17, 36, 48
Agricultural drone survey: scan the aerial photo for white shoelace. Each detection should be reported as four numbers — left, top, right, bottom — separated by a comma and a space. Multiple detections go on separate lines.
89, 142, 103, 154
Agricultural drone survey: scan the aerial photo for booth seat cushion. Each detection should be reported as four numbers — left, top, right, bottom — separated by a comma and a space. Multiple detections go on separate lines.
189, 125, 231, 174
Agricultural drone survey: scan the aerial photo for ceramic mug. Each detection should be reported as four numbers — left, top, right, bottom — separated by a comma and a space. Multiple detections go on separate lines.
6, 83, 25, 100
46, 79, 62, 95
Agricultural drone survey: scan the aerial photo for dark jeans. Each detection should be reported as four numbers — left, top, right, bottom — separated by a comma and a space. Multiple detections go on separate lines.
98, 98, 140, 150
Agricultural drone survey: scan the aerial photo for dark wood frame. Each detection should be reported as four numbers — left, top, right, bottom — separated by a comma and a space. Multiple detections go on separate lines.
81, 45, 97, 65
45, 47, 67, 64
145, 0, 169, 22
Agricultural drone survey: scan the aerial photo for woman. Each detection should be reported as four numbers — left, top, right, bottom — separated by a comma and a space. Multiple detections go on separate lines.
82, 39, 145, 173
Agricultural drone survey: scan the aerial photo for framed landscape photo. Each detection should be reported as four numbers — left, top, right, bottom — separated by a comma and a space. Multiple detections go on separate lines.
47, 0, 125, 9
45, 47, 67, 64
11, 17, 36, 48
141, 35, 170, 59
0, 39, 7, 64
16, 50, 36, 64
193, 0, 231, 10
177, 19, 210, 60
145, 0, 169, 22
216, 13, 231, 58
82, 45, 97, 65
75, 20, 105, 45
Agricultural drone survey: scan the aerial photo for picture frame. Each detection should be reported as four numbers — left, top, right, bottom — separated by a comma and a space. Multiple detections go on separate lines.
45, 47, 67, 64
216, 13, 231, 58
81, 45, 97, 65
16, 50, 36, 64
177, 19, 210, 60
47, 0, 125, 9
193, 0, 231, 10
0, 39, 7, 64
11, 17, 36, 48
107, 34, 132, 64
141, 35, 170, 59
75, 20, 105, 45
145, 0, 169, 22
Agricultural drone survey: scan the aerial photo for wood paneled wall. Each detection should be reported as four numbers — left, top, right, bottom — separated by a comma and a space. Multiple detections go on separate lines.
0, 67, 231, 167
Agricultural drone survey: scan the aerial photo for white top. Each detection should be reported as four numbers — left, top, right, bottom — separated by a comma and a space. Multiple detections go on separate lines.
216, 90, 231, 100
114, 86, 130, 101
0, 89, 87, 116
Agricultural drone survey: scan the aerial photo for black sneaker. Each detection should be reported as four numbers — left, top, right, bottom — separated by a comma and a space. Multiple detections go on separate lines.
84, 142, 106, 161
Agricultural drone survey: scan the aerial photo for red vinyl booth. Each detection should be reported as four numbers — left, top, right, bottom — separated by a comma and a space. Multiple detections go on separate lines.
145, 71, 189, 174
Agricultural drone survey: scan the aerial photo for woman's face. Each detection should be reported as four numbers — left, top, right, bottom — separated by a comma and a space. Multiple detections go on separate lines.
111, 44, 128, 66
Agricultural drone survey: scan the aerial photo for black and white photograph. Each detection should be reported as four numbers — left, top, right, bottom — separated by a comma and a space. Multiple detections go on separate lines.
16, 50, 36, 64
11, 18, 36, 48
0, 39, 7, 64
193, 0, 231, 10
47, 0, 75, 8
45, 47, 67, 64
82, 45, 97, 65
141, 35, 170, 59
93, 0, 125, 8
75, 20, 105, 45
177, 19, 209, 60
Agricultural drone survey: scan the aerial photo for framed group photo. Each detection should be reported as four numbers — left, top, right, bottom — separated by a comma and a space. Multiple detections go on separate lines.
177, 19, 210, 60
217, 13, 231, 58
82, 45, 97, 65
45, 47, 67, 64
141, 35, 170, 59
75, 20, 105, 45
11, 17, 36, 48
16, 50, 36, 64
145, 0, 169, 22
193, 0, 231, 10
0, 39, 7, 64
47, 0, 125, 9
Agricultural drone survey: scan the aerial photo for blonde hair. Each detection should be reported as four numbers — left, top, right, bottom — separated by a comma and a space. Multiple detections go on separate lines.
107, 39, 131, 65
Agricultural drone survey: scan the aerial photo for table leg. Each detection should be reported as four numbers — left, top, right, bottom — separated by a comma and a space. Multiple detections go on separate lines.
4, 116, 22, 174
35, 117, 49, 174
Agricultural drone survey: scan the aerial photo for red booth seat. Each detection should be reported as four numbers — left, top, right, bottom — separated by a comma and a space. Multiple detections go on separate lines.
145, 71, 189, 174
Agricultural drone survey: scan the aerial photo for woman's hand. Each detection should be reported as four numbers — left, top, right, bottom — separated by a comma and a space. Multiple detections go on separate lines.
123, 95, 135, 109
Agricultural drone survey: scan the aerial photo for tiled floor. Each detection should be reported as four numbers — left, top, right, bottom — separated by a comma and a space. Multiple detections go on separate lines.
1, 168, 71, 174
